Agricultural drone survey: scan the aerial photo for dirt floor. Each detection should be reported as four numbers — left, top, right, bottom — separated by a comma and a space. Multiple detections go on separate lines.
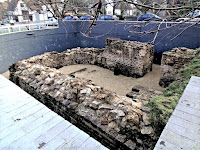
59, 64, 165, 96
2, 64, 164, 96
2, 71, 9, 79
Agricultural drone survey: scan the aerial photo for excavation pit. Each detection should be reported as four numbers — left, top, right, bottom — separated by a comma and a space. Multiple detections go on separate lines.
9, 39, 163, 150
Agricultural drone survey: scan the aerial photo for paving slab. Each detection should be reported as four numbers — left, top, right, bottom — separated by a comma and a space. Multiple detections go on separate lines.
0, 75, 109, 150
154, 76, 200, 150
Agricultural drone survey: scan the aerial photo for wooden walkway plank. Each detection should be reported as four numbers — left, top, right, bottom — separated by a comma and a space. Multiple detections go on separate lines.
168, 115, 200, 133
160, 129, 198, 148
155, 138, 182, 150
12, 103, 44, 121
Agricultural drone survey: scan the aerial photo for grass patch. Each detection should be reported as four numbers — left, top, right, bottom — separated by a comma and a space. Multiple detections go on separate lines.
147, 53, 200, 138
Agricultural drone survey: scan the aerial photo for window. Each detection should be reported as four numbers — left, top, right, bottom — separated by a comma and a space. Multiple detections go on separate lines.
143, 14, 147, 18
20, 3, 24, 7
22, 10, 29, 20
148, 14, 153, 18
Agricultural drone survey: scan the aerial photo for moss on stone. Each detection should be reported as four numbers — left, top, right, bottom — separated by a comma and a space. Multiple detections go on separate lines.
147, 53, 200, 138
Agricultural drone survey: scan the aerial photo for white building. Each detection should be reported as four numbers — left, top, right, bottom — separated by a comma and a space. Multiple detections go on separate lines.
15, 0, 48, 22
3, 0, 49, 23
105, 0, 135, 16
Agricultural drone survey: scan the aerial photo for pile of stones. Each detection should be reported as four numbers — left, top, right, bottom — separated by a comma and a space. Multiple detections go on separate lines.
126, 85, 163, 105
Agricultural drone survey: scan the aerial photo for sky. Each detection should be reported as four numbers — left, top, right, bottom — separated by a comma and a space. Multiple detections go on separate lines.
0, 0, 7, 2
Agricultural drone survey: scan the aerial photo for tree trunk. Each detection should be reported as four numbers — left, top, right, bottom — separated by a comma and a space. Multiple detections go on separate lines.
113, 5, 116, 15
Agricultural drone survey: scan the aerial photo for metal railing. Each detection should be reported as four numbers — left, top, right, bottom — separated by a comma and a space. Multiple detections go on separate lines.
0, 22, 58, 34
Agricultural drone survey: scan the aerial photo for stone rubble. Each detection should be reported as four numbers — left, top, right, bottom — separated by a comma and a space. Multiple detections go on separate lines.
159, 47, 200, 87
18, 38, 154, 78
126, 85, 163, 106
9, 38, 157, 150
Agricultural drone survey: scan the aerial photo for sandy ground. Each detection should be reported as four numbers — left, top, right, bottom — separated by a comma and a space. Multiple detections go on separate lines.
59, 64, 165, 96
2, 64, 164, 96
2, 71, 9, 79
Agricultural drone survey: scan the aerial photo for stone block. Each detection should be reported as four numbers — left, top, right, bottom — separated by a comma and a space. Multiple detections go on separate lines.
104, 38, 155, 77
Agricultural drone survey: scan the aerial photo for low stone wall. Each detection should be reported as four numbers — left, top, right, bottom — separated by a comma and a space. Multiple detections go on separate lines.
9, 39, 156, 150
9, 61, 156, 150
14, 38, 154, 78
159, 47, 199, 87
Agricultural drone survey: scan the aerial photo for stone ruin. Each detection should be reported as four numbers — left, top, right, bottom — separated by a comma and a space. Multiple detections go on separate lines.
9, 39, 156, 150
159, 47, 200, 87
103, 38, 154, 77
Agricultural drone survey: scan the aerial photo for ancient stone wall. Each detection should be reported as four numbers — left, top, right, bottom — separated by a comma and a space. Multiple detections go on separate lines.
159, 47, 199, 87
9, 39, 156, 149
19, 38, 154, 78
9, 60, 156, 150
103, 38, 155, 77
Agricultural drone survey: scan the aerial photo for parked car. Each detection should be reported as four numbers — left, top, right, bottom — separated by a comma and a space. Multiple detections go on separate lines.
64, 16, 73, 20
137, 14, 162, 21
79, 15, 94, 20
45, 17, 58, 26
0, 19, 16, 25
97, 15, 115, 20
176, 10, 200, 22
113, 15, 119, 20
73, 16, 78, 20
64, 16, 78, 20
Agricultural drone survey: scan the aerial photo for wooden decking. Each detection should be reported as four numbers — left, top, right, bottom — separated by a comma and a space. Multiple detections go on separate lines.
154, 76, 200, 150
0, 75, 108, 150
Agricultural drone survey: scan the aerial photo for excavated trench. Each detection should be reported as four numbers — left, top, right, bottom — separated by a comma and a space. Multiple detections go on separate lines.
8, 39, 166, 150
5, 37, 200, 150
